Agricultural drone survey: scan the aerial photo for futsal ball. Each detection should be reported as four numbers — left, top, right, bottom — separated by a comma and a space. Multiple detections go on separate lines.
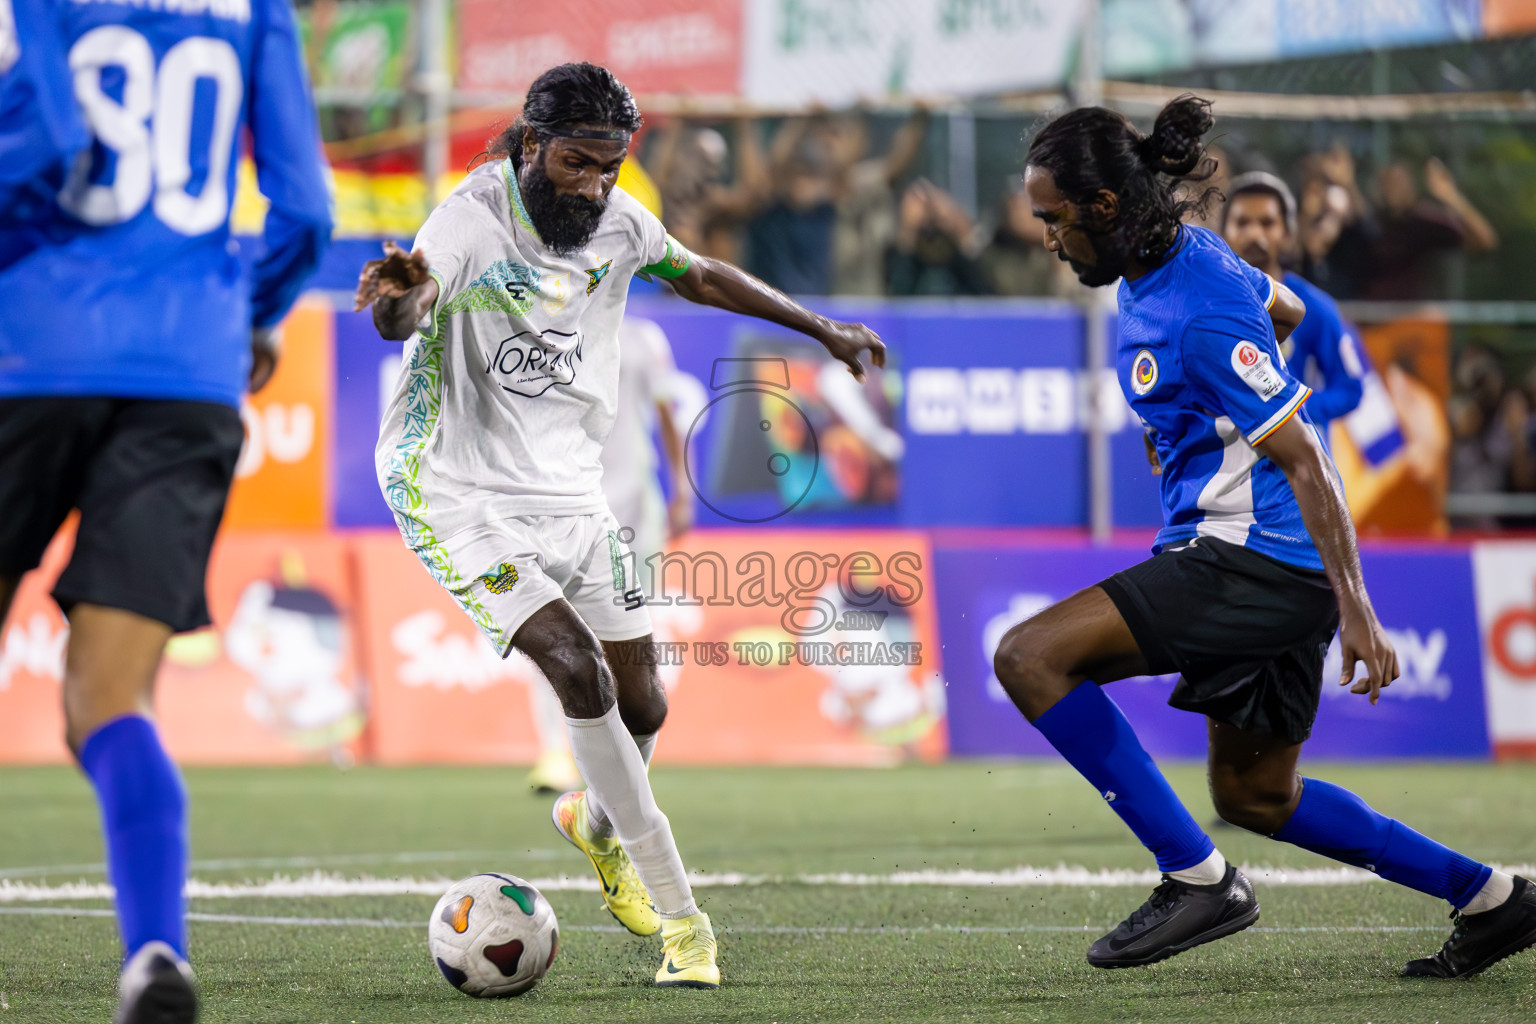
428, 873, 559, 997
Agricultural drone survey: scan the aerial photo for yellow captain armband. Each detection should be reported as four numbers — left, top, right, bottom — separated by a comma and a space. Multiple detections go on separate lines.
638, 235, 693, 280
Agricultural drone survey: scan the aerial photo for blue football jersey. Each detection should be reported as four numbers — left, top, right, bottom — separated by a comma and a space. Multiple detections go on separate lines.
1282, 272, 1366, 428
1117, 226, 1324, 570
0, 0, 88, 241
0, 0, 332, 408
1283, 270, 1405, 466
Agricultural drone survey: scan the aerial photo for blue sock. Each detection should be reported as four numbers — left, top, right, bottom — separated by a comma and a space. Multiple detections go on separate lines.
1272, 777, 1490, 908
78, 716, 189, 959
1032, 682, 1214, 873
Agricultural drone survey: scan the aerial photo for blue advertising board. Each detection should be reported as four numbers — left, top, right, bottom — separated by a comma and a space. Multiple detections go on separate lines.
935, 542, 1490, 760
334, 308, 402, 527
629, 297, 1162, 529
329, 295, 1166, 529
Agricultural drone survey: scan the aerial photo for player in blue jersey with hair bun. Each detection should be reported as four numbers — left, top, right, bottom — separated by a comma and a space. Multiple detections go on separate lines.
0, 0, 331, 1019
991, 94, 1535, 977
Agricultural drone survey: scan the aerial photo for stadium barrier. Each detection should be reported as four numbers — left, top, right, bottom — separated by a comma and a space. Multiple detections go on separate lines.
4, 523, 1528, 765
3, 296, 1530, 764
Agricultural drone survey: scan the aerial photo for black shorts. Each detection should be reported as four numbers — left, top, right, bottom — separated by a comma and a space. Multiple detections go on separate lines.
0, 397, 244, 633
1099, 537, 1340, 744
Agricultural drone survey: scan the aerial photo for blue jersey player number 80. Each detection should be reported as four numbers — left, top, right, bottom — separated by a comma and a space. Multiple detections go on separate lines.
0, 1, 332, 1021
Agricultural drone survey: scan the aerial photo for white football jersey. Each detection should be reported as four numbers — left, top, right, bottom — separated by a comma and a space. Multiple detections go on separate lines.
376, 158, 691, 551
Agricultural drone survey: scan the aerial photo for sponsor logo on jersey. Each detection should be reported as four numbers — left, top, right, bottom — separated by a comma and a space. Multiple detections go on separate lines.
441, 260, 541, 318
476, 562, 520, 594
1230, 340, 1287, 401
483, 329, 583, 397
1130, 349, 1159, 396
584, 259, 613, 295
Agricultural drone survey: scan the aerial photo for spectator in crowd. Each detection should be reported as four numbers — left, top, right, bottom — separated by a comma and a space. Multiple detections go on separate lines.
1448, 345, 1531, 507
828, 106, 932, 296
744, 108, 931, 296
649, 115, 767, 265
1359, 157, 1499, 300
1296, 144, 1376, 299
743, 115, 841, 294
980, 175, 1079, 297
885, 178, 991, 296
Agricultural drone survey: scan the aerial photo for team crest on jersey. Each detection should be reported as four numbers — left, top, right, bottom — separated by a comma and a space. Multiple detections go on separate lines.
584, 259, 613, 295
540, 271, 571, 315
1230, 340, 1286, 401
476, 562, 519, 594
1130, 349, 1159, 396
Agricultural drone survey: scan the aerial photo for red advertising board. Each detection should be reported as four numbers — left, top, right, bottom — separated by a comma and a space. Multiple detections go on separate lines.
353, 528, 946, 766
457, 0, 741, 98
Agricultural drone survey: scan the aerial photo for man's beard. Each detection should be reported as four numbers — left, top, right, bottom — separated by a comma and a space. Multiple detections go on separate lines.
521, 157, 607, 256
1061, 228, 1127, 288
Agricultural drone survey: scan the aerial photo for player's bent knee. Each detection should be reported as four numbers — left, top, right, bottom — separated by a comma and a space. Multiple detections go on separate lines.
540, 642, 615, 719
992, 624, 1067, 717
618, 690, 667, 736
1211, 778, 1299, 835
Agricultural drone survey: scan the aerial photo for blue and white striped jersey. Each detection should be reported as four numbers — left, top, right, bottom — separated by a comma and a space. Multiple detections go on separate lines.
0, 0, 332, 408
1117, 225, 1324, 571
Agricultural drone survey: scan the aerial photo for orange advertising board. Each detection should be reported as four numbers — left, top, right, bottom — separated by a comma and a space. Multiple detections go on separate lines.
0, 529, 365, 765
355, 528, 946, 766
351, 532, 550, 765
222, 298, 333, 529
1484, 0, 1536, 35
0, 528, 73, 763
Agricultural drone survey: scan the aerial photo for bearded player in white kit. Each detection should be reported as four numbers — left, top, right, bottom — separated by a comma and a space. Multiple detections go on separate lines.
354, 63, 884, 989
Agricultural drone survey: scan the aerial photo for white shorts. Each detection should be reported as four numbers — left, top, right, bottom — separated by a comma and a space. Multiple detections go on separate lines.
418, 509, 653, 656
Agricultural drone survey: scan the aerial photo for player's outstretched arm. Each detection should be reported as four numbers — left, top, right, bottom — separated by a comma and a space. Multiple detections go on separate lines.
1256, 416, 1400, 703
356, 240, 439, 341
666, 255, 886, 379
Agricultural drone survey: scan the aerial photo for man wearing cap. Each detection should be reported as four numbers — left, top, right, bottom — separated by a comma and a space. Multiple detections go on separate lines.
1222, 171, 1403, 466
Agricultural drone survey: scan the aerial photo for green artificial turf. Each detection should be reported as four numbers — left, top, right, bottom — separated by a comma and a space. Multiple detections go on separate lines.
1, 761, 1532, 1023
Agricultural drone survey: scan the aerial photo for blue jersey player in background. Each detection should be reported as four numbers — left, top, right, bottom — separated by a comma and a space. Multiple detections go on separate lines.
0, 0, 331, 1019
1220, 170, 1406, 466
991, 96, 1535, 977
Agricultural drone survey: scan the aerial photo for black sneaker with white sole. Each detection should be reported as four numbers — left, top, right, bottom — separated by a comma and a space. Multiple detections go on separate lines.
115, 941, 198, 1024
1087, 864, 1260, 969
1402, 875, 1536, 979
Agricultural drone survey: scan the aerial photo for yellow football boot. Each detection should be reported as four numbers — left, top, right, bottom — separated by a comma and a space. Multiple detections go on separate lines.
655, 911, 720, 989
526, 749, 580, 794
551, 790, 660, 936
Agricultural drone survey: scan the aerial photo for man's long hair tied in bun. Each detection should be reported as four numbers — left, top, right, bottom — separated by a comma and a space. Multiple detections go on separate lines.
1027, 94, 1219, 267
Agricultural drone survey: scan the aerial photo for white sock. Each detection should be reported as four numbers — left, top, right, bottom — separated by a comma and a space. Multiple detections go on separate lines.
528, 677, 571, 757
565, 707, 697, 918
1167, 848, 1228, 887
587, 730, 657, 838
1461, 869, 1515, 915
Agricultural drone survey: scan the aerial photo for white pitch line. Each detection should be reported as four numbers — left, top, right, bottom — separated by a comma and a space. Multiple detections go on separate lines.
0, 907, 1442, 935
0, 849, 559, 880
1, 864, 1532, 904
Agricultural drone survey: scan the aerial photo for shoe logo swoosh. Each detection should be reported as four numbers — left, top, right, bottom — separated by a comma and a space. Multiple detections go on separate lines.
588, 858, 619, 897
666, 961, 685, 974
590, 861, 618, 896
1107, 906, 1185, 951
